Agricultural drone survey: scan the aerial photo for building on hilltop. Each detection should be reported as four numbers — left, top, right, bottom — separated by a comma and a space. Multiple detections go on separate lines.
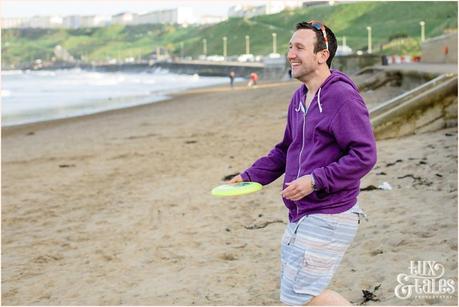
1, 14, 110, 29
63, 15, 110, 28
2, 15, 64, 29
228, 1, 303, 18
228, 4, 279, 18
134, 7, 195, 26
2, 6, 204, 29
1, 17, 28, 28
80, 15, 111, 28
29, 15, 62, 28
199, 15, 227, 25
2, 16, 26, 28
111, 12, 137, 25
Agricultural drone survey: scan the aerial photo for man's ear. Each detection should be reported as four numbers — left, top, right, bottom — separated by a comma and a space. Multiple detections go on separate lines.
318, 49, 330, 65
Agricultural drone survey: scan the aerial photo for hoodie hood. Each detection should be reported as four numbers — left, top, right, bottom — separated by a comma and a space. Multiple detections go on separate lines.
301, 70, 360, 94
298, 69, 360, 113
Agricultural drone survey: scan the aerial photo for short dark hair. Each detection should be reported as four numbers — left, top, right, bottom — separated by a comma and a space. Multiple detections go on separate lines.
295, 21, 337, 68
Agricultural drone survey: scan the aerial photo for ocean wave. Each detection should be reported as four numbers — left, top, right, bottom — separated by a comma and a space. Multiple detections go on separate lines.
2, 70, 227, 126
34, 71, 57, 77
1, 70, 23, 76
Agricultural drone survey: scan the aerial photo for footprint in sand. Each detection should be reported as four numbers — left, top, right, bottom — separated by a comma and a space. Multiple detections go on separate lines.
32, 254, 63, 263
218, 252, 239, 261
370, 249, 384, 256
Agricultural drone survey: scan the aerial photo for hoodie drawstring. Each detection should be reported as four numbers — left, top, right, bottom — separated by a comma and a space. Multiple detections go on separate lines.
295, 101, 303, 112
294, 87, 323, 113
317, 87, 323, 113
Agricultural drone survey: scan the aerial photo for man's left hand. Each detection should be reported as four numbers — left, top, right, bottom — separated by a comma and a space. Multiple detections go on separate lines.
281, 175, 314, 201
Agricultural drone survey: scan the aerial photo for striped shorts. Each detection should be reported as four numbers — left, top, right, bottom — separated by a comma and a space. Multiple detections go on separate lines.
280, 204, 365, 305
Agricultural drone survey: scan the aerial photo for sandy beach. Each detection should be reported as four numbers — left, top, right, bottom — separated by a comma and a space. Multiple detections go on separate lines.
2, 78, 457, 305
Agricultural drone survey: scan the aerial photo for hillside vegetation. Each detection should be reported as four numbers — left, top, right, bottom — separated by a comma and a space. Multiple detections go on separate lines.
1, 1, 457, 68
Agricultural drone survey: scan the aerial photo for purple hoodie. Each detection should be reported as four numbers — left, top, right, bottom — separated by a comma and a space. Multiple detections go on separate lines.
241, 70, 377, 222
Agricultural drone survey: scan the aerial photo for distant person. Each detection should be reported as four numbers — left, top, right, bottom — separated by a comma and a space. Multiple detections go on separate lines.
229, 20, 376, 305
381, 55, 388, 66
229, 71, 235, 88
443, 46, 449, 63
248, 72, 258, 87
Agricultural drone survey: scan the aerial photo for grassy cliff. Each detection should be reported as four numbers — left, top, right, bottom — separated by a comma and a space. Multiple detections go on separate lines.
1, 1, 457, 68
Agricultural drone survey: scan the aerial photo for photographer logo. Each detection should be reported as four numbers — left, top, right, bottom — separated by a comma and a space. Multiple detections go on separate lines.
395, 260, 456, 300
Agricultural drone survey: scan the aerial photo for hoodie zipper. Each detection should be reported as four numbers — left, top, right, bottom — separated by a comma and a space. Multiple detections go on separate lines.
295, 98, 309, 218
293, 81, 328, 218
294, 86, 323, 218
296, 101, 308, 179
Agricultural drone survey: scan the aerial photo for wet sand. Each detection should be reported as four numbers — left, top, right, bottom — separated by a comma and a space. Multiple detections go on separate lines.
2, 78, 457, 305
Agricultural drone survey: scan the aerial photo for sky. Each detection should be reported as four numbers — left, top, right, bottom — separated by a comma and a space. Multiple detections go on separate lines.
1, 0, 278, 18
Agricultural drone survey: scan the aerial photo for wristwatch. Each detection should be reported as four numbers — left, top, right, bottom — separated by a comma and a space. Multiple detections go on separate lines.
311, 174, 318, 191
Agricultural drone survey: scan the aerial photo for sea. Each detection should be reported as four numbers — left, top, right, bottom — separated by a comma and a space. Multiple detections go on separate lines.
1, 68, 229, 126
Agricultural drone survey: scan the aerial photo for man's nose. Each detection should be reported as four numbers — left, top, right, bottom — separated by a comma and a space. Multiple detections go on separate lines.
287, 49, 296, 60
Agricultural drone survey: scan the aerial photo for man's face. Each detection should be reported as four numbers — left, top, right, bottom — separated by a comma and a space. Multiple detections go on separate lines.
288, 29, 324, 80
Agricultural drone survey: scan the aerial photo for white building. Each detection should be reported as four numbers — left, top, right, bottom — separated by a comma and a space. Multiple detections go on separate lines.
1, 16, 64, 28
49, 16, 64, 27
111, 12, 137, 25
228, 1, 299, 18
80, 15, 111, 27
198, 15, 226, 25
63, 15, 81, 29
2, 7, 197, 29
134, 7, 195, 25
62, 15, 110, 28
1, 17, 29, 29
29, 16, 52, 28
1, 14, 110, 29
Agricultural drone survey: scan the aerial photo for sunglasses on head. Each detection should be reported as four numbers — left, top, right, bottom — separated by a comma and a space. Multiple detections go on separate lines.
307, 20, 329, 51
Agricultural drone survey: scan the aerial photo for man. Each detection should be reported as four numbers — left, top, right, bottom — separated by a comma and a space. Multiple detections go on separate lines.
229, 21, 377, 305
248, 72, 259, 87
229, 70, 236, 88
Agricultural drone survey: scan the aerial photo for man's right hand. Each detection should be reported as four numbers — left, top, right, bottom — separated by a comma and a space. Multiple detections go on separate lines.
228, 174, 243, 184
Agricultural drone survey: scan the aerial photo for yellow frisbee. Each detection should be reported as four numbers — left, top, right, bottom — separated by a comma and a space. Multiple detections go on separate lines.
211, 182, 262, 197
